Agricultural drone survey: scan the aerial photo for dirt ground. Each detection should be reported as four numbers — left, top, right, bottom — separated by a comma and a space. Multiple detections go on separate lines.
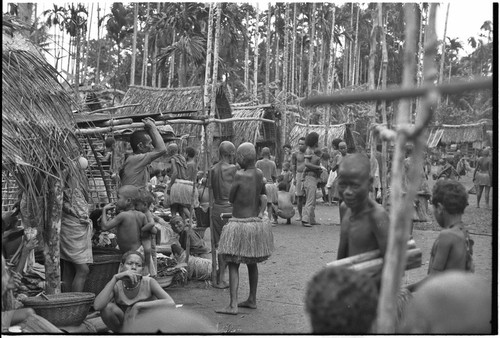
165, 169, 494, 334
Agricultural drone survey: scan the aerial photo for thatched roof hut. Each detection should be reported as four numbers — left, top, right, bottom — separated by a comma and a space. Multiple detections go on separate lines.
288, 123, 356, 152
231, 104, 281, 161
427, 122, 490, 149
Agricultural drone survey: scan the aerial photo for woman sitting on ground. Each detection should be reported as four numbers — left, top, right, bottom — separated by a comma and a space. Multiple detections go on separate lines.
94, 251, 175, 333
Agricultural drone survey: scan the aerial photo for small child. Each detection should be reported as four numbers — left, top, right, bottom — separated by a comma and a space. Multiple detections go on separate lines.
406, 179, 474, 292
281, 162, 293, 192
215, 142, 274, 315
276, 181, 295, 224
305, 267, 378, 334
101, 186, 151, 274
134, 189, 158, 277
93, 251, 175, 333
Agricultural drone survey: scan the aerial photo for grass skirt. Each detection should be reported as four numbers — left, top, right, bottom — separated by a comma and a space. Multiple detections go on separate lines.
265, 183, 278, 204
170, 179, 198, 207
218, 217, 274, 264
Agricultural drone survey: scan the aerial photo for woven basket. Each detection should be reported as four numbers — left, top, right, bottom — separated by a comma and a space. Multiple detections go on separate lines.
83, 247, 122, 296
22, 292, 95, 327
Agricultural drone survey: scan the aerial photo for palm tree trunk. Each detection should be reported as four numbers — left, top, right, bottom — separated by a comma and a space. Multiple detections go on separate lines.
378, 3, 389, 207
83, 3, 93, 86
367, 8, 378, 184
142, 3, 151, 86
75, 30, 81, 96
203, 2, 214, 179
152, 36, 158, 87
318, 7, 326, 92
253, 7, 260, 102
348, 3, 354, 86
282, 3, 290, 145
439, 3, 450, 84
298, 33, 304, 97
96, 4, 101, 83
245, 11, 250, 91
168, 28, 176, 88
290, 3, 297, 95
130, 3, 138, 85
326, 5, 336, 138
306, 3, 316, 131
264, 4, 271, 103
352, 5, 360, 86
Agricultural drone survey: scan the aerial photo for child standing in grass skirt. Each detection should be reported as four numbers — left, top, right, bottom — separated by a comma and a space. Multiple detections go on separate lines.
218, 217, 274, 264
215, 142, 274, 315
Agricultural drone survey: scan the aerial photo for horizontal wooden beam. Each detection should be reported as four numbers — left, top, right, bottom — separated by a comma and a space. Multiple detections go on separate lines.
301, 77, 492, 106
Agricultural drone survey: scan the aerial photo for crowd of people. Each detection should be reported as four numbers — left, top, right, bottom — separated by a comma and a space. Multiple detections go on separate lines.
1, 117, 492, 333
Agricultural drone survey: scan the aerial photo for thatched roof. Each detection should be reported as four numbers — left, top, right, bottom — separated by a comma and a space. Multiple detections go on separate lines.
231, 104, 278, 147
288, 123, 356, 151
2, 16, 83, 212
427, 122, 488, 147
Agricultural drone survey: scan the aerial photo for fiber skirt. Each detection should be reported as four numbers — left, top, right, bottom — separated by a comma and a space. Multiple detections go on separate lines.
265, 183, 278, 204
218, 217, 274, 264
170, 179, 199, 207
475, 171, 490, 186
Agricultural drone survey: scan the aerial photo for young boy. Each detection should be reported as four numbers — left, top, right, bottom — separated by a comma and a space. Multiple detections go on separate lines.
406, 179, 473, 292
276, 181, 295, 224
209, 141, 237, 289
291, 137, 307, 221
215, 142, 274, 315
281, 162, 293, 192
120, 118, 167, 188
336, 153, 390, 260
256, 147, 278, 224
305, 267, 379, 334
101, 185, 152, 275
134, 189, 158, 277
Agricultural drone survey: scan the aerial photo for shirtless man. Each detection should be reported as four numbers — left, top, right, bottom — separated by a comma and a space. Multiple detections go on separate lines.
215, 142, 274, 315
473, 148, 492, 208
336, 154, 390, 261
120, 118, 167, 188
255, 147, 278, 223
291, 137, 307, 221
302, 132, 322, 227
209, 141, 237, 289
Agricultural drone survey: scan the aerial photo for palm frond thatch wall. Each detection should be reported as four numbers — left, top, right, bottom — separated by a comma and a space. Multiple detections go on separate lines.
288, 123, 356, 151
2, 47, 83, 215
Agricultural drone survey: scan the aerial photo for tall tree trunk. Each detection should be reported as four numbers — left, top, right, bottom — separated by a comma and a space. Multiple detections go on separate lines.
130, 3, 138, 85
253, 7, 260, 101
290, 3, 297, 95
318, 7, 326, 92
415, 4, 425, 112
168, 28, 176, 88
378, 3, 389, 207
142, 3, 151, 86
367, 8, 378, 193
282, 3, 290, 145
44, 178, 63, 295
152, 36, 158, 87
83, 3, 93, 86
203, 2, 214, 194
245, 11, 250, 92
352, 5, 360, 86
265, 4, 271, 103
75, 29, 81, 97
96, 4, 101, 83
325, 5, 337, 144
273, 6, 279, 91
298, 33, 304, 97
306, 3, 316, 131
438, 3, 450, 84
348, 3, 354, 86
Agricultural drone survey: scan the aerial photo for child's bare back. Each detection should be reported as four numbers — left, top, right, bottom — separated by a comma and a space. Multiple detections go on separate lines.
230, 168, 265, 218
112, 210, 146, 253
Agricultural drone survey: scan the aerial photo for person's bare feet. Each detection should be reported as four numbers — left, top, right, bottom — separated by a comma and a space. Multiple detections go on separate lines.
238, 300, 257, 309
215, 306, 238, 315
213, 281, 230, 289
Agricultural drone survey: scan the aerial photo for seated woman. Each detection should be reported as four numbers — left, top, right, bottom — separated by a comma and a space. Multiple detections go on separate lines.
93, 251, 175, 333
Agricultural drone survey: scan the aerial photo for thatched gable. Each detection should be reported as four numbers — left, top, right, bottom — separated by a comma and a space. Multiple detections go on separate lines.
288, 123, 356, 151
427, 122, 488, 148
231, 104, 278, 147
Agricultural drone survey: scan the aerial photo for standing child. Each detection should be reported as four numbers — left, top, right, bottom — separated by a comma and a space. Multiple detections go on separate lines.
472, 148, 492, 208
94, 251, 175, 333
134, 189, 158, 277
215, 142, 274, 315
101, 186, 152, 275
256, 147, 278, 224
276, 181, 295, 224
406, 180, 474, 292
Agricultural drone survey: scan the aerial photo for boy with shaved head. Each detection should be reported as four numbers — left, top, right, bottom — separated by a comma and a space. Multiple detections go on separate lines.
209, 141, 237, 288
336, 153, 390, 260
216, 142, 274, 315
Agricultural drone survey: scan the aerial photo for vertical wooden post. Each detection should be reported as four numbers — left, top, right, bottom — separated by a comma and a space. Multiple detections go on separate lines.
44, 176, 63, 295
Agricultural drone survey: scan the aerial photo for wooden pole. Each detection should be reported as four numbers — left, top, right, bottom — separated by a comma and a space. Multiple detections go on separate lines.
379, 3, 389, 207
44, 176, 63, 294
375, 4, 439, 333
86, 135, 112, 202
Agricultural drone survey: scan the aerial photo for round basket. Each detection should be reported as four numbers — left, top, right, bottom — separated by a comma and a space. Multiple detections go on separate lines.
83, 247, 122, 296
22, 292, 95, 327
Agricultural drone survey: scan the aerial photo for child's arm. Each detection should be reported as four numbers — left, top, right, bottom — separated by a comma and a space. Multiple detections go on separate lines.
101, 204, 121, 231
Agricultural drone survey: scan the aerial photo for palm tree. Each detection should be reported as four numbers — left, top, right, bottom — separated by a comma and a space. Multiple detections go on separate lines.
265, 3, 271, 103
42, 5, 66, 71
438, 3, 450, 85
130, 3, 138, 85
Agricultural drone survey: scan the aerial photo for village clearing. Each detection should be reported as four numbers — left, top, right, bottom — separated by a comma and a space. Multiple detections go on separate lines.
164, 169, 493, 334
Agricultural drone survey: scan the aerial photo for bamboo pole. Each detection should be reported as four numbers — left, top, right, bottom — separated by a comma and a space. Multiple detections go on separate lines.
379, 3, 389, 207
301, 77, 492, 106
87, 103, 141, 114
375, 4, 439, 333
86, 135, 112, 202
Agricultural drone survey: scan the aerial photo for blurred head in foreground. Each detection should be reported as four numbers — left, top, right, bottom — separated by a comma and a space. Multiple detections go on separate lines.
398, 271, 491, 334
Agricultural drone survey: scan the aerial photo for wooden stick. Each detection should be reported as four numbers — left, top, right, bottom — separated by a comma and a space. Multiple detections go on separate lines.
100, 118, 133, 127
327, 240, 416, 267
86, 103, 141, 114
351, 248, 422, 275
301, 77, 491, 106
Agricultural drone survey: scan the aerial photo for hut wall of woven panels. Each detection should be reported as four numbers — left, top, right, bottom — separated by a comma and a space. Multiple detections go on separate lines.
231, 104, 285, 166
288, 123, 357, 154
